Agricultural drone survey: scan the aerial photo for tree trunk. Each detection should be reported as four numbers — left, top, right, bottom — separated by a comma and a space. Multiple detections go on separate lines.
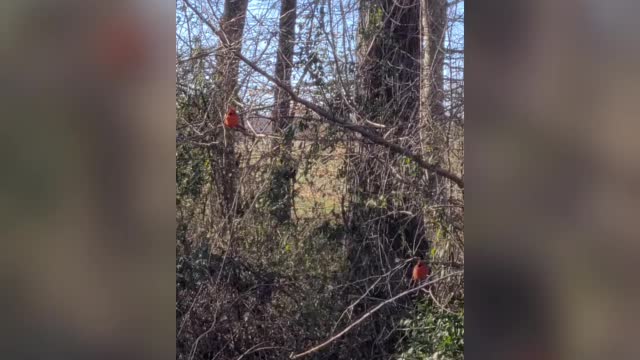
210, 0, 249, 221
420, 0, 447, 201
350, 0, 423, 276
268, 0, 297, 224
345, 0, 424, 355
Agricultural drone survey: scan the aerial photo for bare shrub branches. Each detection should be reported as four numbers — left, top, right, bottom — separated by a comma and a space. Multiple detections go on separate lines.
183, 0, 463, 189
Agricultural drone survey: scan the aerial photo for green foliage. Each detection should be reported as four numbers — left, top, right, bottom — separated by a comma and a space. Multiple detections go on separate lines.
365, 194, 388, 209
260, 160, 297, 223
359, 5, 384, 42
428, 207, 459, 264
176, 243, 211, 291
402, 156, 421, 178
397, 301, 464, 360
176, 145, 209, 201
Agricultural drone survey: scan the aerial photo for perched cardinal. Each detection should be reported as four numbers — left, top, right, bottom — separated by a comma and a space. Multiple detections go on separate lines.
412, 260, 430, 284
224, 106, 242, 129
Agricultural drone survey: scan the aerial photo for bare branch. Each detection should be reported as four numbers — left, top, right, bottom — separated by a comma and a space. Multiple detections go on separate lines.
183, 0, 464, 189
289, 271, 463, 359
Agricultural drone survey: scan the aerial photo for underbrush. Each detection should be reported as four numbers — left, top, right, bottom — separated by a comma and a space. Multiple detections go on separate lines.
176, 137, 463, 359
176, 211, 350, 359
397, 299, 464, 360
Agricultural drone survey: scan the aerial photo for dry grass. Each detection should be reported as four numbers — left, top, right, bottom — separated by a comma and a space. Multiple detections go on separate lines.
293, 143, 344, 219
237, 137, 345, 220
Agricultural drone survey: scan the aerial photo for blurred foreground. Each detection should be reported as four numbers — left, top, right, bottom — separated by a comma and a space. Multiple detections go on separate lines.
468, 1, 640, 359
2, 1, 175, 359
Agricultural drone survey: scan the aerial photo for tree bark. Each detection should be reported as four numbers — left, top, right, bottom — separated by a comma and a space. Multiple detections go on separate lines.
269, 0, 297, 223
421, 0, 447, 125
210, 0, 249, 220
351, 0, 423, 275
420, 0, 447, 200
345, 0, 424, 355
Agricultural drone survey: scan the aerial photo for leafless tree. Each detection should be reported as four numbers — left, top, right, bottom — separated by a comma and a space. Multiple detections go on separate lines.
268, 0, 298, 223
176, 0, 464, 358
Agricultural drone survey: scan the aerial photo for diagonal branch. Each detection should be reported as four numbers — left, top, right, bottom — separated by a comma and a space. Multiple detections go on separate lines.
183, 0, 464, 189
289, 271, 464, 359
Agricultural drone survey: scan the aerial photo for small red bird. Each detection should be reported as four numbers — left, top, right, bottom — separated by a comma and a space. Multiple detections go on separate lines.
224, 106, 242, 129
412, 260, 430, 284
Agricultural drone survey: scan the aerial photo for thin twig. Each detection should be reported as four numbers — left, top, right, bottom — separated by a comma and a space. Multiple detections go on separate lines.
236, 343, 283, 359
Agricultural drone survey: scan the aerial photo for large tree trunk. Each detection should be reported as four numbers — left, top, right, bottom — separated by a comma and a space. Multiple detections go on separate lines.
351, 0, 423, 274
420, 0, 464, 313
210, 0, 249, 223
268, 0, 297, 224
420, 0, 447, 201
345, 0, 424, 356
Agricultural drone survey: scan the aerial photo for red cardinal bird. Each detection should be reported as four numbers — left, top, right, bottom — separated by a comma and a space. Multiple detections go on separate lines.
224, 106, 243, 129
412, 260, 430, 284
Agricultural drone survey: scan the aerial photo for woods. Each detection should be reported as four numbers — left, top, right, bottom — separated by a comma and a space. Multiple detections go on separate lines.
177, 0, 464, 358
